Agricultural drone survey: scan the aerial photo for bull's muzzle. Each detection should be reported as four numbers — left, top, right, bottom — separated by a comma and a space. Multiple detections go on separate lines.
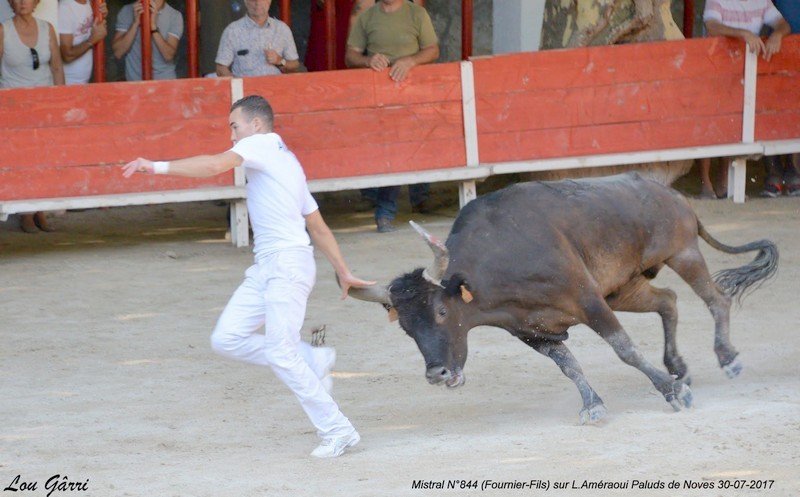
425, 366, 465, 388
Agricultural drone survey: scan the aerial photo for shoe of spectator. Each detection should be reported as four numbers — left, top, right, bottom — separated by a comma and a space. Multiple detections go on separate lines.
376, 218, 395, 233
787, 184, 800, 197
760, 184, 782, 198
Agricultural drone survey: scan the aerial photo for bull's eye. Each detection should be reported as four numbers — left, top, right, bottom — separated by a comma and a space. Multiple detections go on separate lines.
434, 305, 448, 324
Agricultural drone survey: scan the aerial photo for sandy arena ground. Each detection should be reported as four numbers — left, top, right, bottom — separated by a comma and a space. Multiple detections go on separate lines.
1, 185, 799, 497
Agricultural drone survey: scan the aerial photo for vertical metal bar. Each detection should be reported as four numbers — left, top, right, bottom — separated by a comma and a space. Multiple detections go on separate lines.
683, 0, 694, 38
91, 0, 105, 82
141, 0, 153, 80
324, 0, 336, 70
462, 0, 473, 60
186, 0, 199, 78
279, 0, 291, 25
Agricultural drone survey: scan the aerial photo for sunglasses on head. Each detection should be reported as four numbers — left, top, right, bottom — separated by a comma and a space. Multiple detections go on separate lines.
30, 47, 39, 70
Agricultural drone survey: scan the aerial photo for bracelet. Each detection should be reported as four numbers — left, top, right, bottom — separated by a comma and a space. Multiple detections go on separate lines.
152, 161, 170, 174
151, 28, 157, 33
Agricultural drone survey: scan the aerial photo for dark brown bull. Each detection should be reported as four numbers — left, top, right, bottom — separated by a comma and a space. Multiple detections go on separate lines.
347, 173, 778, 424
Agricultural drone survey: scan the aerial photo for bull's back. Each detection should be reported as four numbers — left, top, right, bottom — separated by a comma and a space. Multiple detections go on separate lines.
448, 173, 697, 295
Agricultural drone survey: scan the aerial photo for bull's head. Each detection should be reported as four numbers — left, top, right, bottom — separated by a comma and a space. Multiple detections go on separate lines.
346, 222, 475, 389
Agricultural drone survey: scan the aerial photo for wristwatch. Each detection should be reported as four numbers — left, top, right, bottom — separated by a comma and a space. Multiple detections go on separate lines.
277, 58, 286, 67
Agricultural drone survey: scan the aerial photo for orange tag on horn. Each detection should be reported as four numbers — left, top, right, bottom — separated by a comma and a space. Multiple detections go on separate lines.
388, 307, 399, 322
460, 285, 474, 303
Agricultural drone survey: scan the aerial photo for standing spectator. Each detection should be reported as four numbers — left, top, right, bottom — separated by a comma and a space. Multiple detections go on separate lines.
1, 0, 64, 233
345, 0, 440, 233
121, 94, 374, 458
58, 0, 108, 85
111, 0, 183, 81
760, 0, 800, 197
699, 0, 791, 199
215, 0, 299, 77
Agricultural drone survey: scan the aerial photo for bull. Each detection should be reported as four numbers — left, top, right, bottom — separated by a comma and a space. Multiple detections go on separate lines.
347, 173, 778, 424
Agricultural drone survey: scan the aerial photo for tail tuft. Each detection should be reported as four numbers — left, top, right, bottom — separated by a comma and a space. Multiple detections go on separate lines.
713, 240, 779, 305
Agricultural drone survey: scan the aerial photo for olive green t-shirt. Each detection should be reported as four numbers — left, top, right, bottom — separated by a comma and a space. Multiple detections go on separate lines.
347, 2, 438, 64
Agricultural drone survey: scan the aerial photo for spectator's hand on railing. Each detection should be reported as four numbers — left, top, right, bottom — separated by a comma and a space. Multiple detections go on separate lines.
367, 53, 390, 72
742, 32, 766, 58
764, 33, 783, 62
389, 57, 416, 82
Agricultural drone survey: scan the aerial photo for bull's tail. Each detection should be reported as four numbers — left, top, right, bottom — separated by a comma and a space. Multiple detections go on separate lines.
697, 220, 779, 304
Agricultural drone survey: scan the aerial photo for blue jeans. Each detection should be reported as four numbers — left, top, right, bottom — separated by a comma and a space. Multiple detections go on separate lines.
362, 183, 430, 221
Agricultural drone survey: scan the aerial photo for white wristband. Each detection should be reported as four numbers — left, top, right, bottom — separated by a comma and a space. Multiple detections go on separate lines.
152, 161, 170, 174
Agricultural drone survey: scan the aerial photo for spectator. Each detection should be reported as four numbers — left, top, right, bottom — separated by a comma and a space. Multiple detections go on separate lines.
58, 0, 108, 85
760, 0, 800, 197
111, 0, 184, 81
345, 0, 440, 233
1, 0, 64, 233
699, 0, 791, 199
215, 0, 299, 77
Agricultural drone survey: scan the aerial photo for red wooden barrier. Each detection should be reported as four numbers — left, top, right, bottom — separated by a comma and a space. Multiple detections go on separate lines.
755, 35, 800, 141
243, 62, 466, 180
0, 79, 233, 201
2, 35, 799, 210
472, 37, 747, 164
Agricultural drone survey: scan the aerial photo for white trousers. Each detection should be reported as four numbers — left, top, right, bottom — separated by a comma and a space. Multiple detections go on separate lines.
210, 247, 354, 439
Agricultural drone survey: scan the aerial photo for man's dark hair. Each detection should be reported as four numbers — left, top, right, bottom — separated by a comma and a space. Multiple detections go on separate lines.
231, 95, 274, 130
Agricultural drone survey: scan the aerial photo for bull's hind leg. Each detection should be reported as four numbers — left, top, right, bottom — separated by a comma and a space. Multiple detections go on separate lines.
518, 336, 607, 424
606, 276, 690, 384
665, 248, 740, 377
582, 297, 693, 411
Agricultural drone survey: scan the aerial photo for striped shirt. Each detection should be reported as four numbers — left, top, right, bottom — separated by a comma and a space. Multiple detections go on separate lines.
704, 0, 785, 35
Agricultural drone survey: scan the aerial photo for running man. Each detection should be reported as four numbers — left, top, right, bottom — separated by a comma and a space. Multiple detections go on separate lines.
122, 94, 373, 458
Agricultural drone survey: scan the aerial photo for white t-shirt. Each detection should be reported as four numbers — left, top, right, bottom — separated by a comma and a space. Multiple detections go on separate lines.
58, 0, 94, 85
703, 0, 784, 35
230, 133, 319, 261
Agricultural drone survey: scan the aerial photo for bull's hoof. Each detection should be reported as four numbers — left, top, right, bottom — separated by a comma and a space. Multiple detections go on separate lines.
579, 403, 607, 425
722, 357, 743, 379
665, 383, 693, 411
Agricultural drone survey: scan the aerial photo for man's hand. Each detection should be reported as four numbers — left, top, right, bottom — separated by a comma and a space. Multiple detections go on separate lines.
121, 158, 154, 178
389, 56, 416, 82
742, 31, 766, 57
149, 0, 159, 30
764, 32, 783, 62
336, 270, 376, 300
367, 53, 390, 72
90, 17, 108, 44
265, 47, 282, 66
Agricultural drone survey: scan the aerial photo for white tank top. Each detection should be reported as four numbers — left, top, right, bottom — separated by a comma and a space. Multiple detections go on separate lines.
1, 18, 54, 88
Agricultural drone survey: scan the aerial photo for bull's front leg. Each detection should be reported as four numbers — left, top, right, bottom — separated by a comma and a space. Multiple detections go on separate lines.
517, 334, 607, 424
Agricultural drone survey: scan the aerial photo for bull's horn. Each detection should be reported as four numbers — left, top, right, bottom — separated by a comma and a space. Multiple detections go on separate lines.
347, 284, 392, 305
336, 274, 392, 305
409, 221, 448, 286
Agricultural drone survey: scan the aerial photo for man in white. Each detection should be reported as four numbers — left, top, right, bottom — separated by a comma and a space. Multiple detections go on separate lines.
122, 95, 373, 458
58, 0, 107, 85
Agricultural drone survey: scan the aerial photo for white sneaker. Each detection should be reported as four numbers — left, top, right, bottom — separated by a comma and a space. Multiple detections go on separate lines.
310, 430, 360, 458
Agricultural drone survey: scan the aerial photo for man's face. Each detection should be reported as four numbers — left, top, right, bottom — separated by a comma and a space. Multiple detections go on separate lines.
229, 108, 259, 144
245, 0, 271, 18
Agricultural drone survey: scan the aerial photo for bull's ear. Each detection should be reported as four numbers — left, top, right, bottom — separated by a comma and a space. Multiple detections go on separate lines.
445, 274, 474, 303
460, 285, 474, 303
